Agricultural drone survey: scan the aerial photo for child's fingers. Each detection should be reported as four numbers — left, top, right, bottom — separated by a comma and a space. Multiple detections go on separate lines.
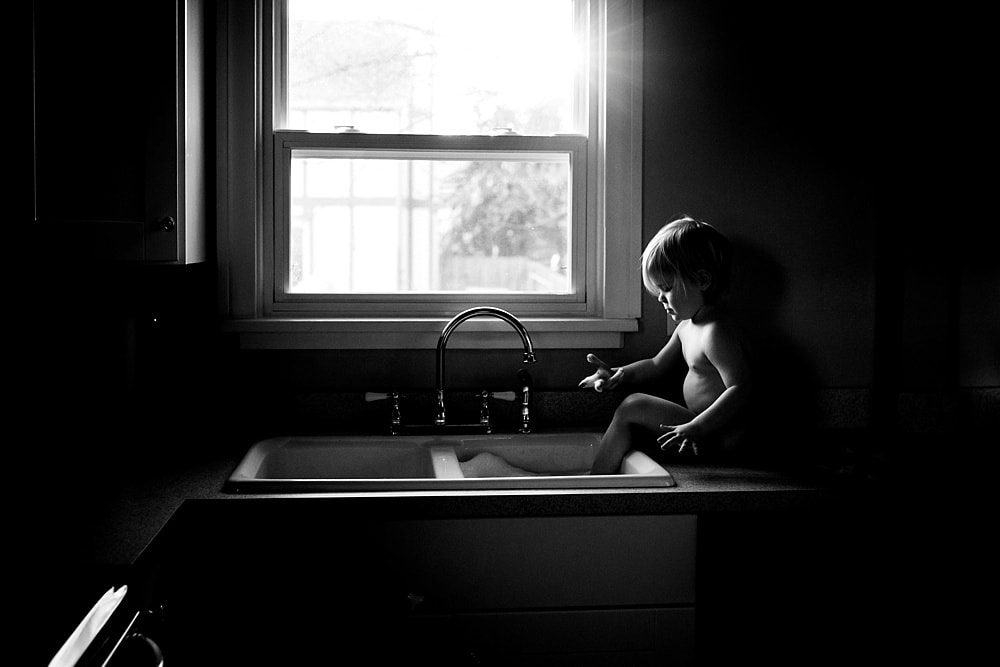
586, 353, 613, 374
660, 438, 680, 452
578, 371, 602, 389
673, 438, 699, 455
581, 354, 618, 393
659, 426, 698, 454
657, 425, 679, 450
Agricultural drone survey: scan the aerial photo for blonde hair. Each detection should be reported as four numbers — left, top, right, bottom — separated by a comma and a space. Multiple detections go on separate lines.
641, 216, 732, 302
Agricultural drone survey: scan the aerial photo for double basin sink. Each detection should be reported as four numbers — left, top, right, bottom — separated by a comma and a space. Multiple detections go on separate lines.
225, 431, 675, 493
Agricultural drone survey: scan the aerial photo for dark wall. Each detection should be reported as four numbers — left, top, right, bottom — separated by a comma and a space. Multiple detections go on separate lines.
640, 1, 882, 387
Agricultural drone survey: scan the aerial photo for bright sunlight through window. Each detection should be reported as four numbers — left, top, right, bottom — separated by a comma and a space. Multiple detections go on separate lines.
286, 0, 582, 135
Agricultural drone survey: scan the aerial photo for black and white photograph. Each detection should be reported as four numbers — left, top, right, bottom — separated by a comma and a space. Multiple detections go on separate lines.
25, 1, 995, 664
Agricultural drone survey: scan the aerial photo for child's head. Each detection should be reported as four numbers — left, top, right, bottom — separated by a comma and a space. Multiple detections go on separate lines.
641, 216, 732, 302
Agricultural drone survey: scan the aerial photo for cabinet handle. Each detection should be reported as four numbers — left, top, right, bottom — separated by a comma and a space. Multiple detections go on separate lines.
157, 216, 176, 232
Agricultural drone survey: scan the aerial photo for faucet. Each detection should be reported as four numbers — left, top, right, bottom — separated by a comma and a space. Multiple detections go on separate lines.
435, 306, 537, 427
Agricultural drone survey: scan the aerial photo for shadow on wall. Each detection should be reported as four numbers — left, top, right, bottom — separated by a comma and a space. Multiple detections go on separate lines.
727, 238, 823, 463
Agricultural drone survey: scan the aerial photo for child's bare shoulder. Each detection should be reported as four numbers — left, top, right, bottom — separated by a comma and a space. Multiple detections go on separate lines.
699, 312, 743, 347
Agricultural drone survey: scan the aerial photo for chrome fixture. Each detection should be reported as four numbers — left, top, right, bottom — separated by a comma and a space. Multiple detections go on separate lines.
435, 306, 536, 428
364, 391, 404, 434
517, 368, 533, 434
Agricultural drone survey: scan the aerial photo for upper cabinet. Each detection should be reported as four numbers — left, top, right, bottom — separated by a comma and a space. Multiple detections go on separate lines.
33, 0, 208, 264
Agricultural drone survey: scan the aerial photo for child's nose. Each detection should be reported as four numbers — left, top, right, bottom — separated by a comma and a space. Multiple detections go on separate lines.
657, 291, 667, 303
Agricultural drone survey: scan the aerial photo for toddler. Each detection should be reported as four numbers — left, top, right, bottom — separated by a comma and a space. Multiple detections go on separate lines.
580, 216, 751, 474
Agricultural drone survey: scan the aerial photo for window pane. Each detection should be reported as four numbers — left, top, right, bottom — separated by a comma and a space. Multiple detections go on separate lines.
289, 154, 572, 294
286, 0, 582, 135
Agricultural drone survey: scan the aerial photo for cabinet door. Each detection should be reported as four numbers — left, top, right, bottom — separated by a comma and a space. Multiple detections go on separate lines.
33, 0, 206, 263
382, 515, 697, 611
147, 504, 697, 663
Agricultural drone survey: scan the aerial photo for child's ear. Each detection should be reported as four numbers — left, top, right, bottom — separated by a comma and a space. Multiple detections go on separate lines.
694, 270, 713, 291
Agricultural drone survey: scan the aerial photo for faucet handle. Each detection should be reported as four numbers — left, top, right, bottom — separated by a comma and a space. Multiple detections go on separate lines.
516, 370, 533, 434
366, 391, 403, 433
479, 391, 493, 433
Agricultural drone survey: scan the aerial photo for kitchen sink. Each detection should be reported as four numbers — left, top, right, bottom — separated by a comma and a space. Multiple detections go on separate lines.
225, 431, 676, 493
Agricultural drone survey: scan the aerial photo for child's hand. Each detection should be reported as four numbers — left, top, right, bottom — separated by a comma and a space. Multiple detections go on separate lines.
658, 422, 701, 455
577, 353, 624, 393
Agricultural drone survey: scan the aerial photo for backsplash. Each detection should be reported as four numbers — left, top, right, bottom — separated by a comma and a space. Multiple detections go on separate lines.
259, 389, 623, 436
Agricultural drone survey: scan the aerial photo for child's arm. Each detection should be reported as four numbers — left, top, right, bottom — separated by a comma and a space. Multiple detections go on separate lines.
659, 322, 750, 449
579, 328, 683, 392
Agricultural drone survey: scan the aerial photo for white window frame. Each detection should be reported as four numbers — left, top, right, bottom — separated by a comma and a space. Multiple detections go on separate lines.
218, 0, 643, 349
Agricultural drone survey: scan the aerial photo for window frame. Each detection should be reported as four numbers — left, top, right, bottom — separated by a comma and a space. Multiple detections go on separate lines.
218, 0, 643, 349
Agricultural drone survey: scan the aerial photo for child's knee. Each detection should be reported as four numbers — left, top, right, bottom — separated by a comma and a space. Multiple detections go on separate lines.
615, 393, 656, 422
613, 392, 690, 429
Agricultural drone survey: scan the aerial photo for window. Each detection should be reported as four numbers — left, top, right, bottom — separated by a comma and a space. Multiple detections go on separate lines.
219, 0, 643, 348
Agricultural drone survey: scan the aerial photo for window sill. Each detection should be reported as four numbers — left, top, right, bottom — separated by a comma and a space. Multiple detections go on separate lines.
224, 317, 638, 350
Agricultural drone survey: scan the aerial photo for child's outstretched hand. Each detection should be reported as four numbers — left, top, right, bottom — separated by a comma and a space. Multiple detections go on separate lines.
658, 423, 701, 455
578, 353, 624, 393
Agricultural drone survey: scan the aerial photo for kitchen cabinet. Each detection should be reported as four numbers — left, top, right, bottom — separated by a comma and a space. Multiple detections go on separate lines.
33, 0, 207, 263
140, 502, 697, 665
384, 515, 696, 665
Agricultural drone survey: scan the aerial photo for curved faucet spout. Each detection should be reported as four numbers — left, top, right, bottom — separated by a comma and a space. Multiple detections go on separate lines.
435, 306, 536, 426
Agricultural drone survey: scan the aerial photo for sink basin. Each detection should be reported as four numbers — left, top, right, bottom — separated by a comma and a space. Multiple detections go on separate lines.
225, 431, 676, 493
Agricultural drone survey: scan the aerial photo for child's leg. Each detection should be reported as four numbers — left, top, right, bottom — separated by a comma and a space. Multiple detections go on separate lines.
591, 393, 696, 474
460, 452, 538, 478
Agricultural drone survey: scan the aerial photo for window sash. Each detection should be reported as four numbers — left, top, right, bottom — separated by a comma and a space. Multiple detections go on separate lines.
269, 131, 589, 315
272, 0, 592, 135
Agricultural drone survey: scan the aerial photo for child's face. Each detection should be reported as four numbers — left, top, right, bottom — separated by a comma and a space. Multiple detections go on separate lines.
655, 276, 705, 322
